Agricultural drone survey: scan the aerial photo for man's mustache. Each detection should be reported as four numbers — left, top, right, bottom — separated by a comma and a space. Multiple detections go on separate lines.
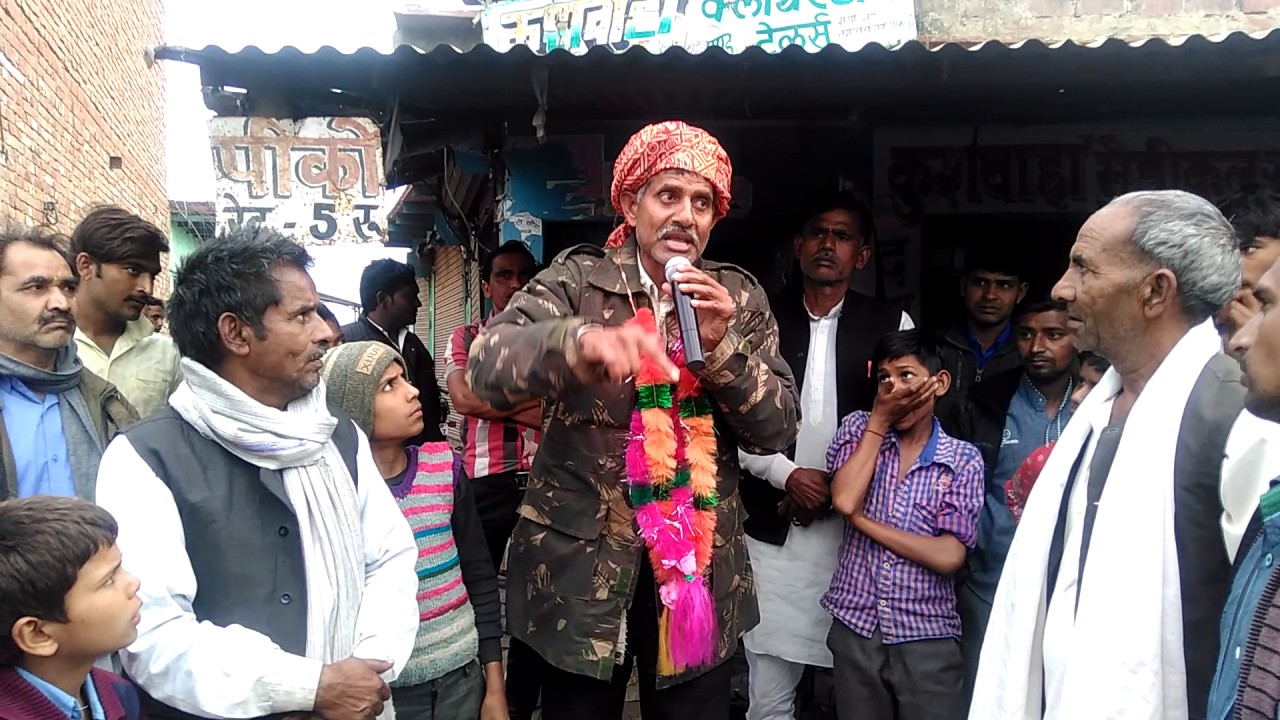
659, 223, 699, 243
39, 310, 74, 327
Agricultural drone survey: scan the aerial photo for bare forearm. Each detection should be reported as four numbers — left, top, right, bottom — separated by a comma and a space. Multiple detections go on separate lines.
832, 429, 884, 517
852, 516, 966, 575
483, 660, 505, 696
451, 377, 539, 422
511, 405, 544, 428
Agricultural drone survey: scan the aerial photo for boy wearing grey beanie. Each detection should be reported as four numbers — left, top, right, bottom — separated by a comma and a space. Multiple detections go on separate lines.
324, 342, 507, 720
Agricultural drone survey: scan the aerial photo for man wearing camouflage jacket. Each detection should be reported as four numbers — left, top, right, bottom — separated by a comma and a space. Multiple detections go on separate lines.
467, 121, 799, 720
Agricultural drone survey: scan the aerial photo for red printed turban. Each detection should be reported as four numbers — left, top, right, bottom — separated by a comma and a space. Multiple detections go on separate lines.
606, 121, 733, 248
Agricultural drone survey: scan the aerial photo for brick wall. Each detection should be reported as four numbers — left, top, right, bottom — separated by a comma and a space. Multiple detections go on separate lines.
918, 0, 1280, 44
0, 0, 168, 294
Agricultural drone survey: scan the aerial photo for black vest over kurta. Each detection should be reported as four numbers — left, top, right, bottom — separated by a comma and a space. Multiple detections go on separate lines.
739, 290, 902, 546
123, 407, 359, 720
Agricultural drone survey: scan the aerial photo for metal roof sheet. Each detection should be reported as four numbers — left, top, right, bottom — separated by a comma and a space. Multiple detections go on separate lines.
154, 30, 1280, 142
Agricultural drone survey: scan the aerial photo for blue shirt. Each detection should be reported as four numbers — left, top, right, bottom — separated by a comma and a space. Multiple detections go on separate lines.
15, 667, 105, 720
1209, 480, 1280, 719
968, 376, 1073, 603
0, 376, 74, 497
965, 323, 1013, 369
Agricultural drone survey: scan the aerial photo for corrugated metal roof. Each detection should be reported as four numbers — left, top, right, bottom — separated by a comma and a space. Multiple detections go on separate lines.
154, 30, 1280, 128
153, 27, 1280, 62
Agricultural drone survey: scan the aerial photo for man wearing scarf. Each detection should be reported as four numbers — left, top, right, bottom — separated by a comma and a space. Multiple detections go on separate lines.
466, 121, 799, 720
94, 228, 418, 720
0, 224, 136, 500
970, 191, 1280, 720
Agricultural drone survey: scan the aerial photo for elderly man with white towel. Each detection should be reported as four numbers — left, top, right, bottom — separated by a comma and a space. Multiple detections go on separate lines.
970, 190, 1280, 720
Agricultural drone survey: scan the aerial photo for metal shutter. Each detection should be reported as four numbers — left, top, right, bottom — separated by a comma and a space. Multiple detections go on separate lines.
430, 245, 467, 451
466, 249, 481, 324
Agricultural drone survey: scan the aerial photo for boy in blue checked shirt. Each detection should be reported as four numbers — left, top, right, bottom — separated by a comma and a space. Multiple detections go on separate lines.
822, 330, 985, 720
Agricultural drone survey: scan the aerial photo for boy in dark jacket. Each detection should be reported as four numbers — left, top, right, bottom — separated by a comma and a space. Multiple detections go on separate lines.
0, 495, 144, 719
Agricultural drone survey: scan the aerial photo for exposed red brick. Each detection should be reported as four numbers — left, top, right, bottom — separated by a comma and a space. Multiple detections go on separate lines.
1075, 0, 1126, 14
1188, 0, 1241, 13
1130, 0, 1185, 17
1027, 0, 1075, 17
1241, 0, 1280, 13
0, 0, 169, 294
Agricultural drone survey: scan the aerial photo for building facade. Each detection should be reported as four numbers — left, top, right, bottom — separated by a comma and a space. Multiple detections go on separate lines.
0, 0, 167, 290
918, 0, 1280, 43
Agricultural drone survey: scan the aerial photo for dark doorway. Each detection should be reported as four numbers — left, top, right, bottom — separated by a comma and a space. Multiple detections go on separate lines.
918, 213, 1088, 334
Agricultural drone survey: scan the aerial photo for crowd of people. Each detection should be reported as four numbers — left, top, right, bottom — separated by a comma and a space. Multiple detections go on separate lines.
2, 119, 1280, 720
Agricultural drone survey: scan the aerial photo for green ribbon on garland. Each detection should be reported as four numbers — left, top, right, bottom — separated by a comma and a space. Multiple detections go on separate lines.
636, 384, 674, 410
678, 396, 714, 418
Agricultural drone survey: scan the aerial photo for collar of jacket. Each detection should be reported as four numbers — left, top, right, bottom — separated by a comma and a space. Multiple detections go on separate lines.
587, 239, 708, 301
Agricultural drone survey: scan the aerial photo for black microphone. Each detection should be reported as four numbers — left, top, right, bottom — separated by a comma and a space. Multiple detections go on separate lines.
665, 256, 705, 372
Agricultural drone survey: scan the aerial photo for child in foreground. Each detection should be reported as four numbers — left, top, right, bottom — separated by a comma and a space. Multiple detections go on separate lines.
323, 341, 507, 720
0, 495, 144, 720
822, 330, 985, 720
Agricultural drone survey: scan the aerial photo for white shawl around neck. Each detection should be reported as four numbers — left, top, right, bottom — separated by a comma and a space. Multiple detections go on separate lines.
969, 320, 1222, 720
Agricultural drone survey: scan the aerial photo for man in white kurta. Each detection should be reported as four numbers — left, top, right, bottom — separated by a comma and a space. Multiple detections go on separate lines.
739, 193, 912, 720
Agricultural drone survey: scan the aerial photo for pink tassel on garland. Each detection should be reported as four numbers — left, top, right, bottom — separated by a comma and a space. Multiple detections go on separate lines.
661, 577, 717, 669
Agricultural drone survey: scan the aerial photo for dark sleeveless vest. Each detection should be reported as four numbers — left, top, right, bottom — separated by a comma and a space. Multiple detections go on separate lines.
740, 289, 902, 546
123, 407, 359, 720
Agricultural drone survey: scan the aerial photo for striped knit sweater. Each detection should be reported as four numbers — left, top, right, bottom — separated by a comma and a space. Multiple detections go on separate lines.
388, 441, 480, 687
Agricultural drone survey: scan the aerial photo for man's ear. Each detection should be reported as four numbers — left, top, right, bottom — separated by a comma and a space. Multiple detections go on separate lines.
74, 252, 95, 281
621, 190, 640, 227
853, 245, 872, 272
217, 312, 253, 359
933, 369, 952, 397
1016, 282, 1029, 305
1142, 269, 1179, 319
11, 616, 57, 659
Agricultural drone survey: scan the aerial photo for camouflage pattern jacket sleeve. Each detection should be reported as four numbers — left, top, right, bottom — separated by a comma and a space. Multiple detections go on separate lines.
694, 266, 799, 456
466, 249, 593, 412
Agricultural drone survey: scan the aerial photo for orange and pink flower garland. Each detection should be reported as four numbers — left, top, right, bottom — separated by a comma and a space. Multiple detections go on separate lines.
624, 308, 719, 676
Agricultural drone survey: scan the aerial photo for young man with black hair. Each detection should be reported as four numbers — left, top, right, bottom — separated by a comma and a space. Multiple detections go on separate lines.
142, 298, 165, 334
0, 495, 145, 719
1218, 185, 1280, 344
935, 250, 1027, 428
95, 227, 419, 719
70, 206, 181, 418
737, 191, 912, 720
444, 240, 542, 720
317, 303, 345, 346
343, 258, 446, 444
0, 224, 137, 500
948, 298, 1077, 702
825, 329, 984, 720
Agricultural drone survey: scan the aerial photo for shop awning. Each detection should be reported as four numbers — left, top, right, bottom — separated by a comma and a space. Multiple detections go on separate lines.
155, 30, 1280, 125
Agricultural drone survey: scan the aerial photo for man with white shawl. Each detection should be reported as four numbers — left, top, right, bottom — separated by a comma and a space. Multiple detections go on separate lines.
970, 190, 1280, 720
95, 228, 419, 720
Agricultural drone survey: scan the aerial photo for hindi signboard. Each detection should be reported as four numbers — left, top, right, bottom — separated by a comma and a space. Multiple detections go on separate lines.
480, 0, 917, 55
209, 117, 389, 245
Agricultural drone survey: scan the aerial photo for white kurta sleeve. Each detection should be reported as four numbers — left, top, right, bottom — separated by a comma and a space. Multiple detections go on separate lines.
1221, 410, 1280, 560
738, 448, 798, 491
348, 428, 419, 681
95, 436, 323, 718
899, 312, 916, 331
